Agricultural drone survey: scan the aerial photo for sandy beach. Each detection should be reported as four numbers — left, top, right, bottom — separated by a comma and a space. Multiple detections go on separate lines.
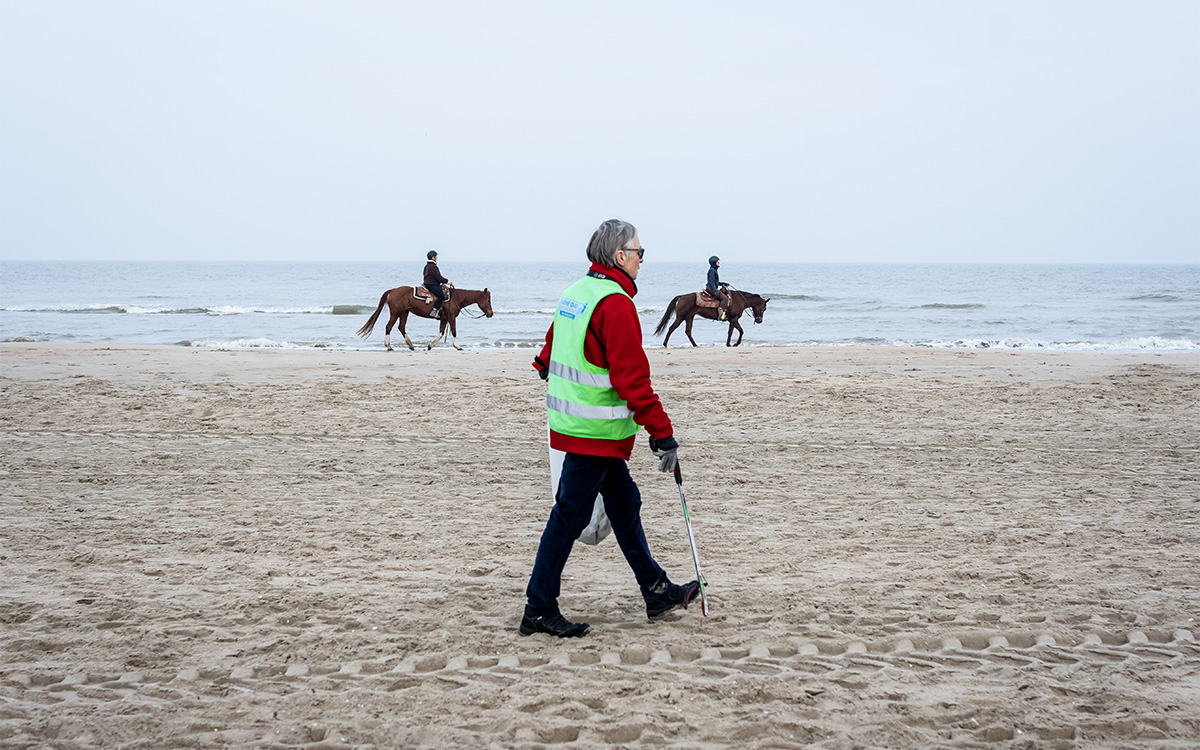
1, 342, 1197, 749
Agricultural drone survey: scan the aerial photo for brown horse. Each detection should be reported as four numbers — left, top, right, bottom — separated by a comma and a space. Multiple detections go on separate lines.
654, 289, 769, 347
356, 286, 494, 351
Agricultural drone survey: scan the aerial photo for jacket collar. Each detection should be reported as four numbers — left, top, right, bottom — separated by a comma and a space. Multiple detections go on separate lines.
588, 262, 638, 297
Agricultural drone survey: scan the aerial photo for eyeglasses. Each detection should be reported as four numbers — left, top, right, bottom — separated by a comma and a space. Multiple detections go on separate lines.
622, 247, 645, 259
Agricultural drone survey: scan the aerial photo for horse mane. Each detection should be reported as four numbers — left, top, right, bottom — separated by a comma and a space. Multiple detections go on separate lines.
453, 287, 489, 302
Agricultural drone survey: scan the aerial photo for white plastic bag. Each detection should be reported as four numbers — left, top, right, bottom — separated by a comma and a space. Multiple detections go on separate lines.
548, 427, 611, 545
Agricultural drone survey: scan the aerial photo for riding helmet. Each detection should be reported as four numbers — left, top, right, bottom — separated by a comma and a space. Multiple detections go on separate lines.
709, 255, 720, 265
427, 250, 438, 260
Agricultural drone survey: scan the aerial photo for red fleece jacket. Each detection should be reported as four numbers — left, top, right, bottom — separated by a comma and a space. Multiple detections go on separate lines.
534, 262, 673, 459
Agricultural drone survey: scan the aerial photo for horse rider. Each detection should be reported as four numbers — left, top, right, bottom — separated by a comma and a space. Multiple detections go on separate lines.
707, 255, 730, 320
523, 218, 700, 638
423, 250, 451, 319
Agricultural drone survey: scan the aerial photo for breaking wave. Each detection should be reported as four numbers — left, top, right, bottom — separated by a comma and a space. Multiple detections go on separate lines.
5, 304, 362, 316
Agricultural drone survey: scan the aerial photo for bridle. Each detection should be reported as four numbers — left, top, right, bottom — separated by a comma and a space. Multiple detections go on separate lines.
454, 290, 492, 320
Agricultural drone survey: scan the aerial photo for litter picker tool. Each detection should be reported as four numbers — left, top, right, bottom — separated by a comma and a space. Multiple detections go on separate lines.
673, 462, 709, 616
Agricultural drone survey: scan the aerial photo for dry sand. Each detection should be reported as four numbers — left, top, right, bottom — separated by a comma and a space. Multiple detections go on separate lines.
1, 343, 1198, 749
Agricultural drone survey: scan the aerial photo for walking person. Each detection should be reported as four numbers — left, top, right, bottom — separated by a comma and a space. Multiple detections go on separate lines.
707, 255, 730, 320
423, 250, 450, 318
522, 219, 701, 638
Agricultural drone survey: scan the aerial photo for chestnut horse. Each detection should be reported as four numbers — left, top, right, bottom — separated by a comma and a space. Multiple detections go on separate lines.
356, 286, 493, 351
654, 289, 769, 347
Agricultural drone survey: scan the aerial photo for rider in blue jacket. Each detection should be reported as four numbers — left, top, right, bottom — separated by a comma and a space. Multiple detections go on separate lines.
706, 256, 730, 320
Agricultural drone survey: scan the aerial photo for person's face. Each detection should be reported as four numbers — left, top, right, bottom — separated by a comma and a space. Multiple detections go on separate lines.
615, 237, 643, 280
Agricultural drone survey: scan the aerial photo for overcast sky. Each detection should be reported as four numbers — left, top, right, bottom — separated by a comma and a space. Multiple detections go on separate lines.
1, 1, 1197, 263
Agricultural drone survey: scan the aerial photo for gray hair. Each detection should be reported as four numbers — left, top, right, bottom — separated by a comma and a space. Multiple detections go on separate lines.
586, 219, 638, 266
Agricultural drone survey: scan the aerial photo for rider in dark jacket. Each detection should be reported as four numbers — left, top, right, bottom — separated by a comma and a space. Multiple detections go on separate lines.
423, 251, 450, 318
706, 256, 730, 320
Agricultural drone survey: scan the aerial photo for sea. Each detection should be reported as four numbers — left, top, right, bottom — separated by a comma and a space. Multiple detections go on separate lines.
1, 261, 1197, 352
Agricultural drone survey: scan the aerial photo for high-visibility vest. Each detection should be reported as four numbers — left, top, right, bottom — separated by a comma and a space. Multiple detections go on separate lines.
546, 275, 640, 441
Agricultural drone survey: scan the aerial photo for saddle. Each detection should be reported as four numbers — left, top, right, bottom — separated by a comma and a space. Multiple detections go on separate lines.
695, 289, 721, 308
413, 284, 450, 302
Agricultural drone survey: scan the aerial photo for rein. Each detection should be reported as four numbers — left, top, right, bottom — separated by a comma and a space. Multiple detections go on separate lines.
728, 289, 765, 319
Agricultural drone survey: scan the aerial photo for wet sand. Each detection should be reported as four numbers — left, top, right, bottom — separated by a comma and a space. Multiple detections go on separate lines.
2, 343, 1198, 748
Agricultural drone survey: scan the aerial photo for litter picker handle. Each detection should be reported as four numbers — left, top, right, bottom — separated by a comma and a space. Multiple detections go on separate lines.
672, 459, 708, 617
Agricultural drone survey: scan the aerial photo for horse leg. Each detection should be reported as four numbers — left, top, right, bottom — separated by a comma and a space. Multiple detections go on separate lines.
663, 316, 682, 347
684, 315, 699, 347
397, 311, 415, 351
384, 310, 399, 351
427, 318, 446, 350
728, 320, 745, 347
449, 314, 462, 350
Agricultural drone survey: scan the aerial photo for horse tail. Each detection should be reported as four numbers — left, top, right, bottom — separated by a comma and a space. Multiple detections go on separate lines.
654, 295, 680, 336
356, 290, 389, 339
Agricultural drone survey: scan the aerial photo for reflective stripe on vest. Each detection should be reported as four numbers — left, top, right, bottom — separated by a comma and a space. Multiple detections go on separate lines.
546, 275, 640, 442
549, 359, 612, 389
546, 395, 633, 421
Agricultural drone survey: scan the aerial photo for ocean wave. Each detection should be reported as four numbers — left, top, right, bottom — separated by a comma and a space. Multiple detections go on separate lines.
1127, 294, 1184, 302
32, 334, 1184, 352
724, 336, 1200, 351
205, 306, 335, 316
332, 305, 373, 315
756, 293, 821, 301
492, 308, 559, 316
486, 306, 669, 316
181, 338, 343, 349
178, 337, 548, 350
918, 303, 986, 310
5, 304, 353, 316
897, 336, 1199, 351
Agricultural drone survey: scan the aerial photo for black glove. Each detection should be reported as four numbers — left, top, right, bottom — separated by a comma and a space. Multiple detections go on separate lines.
534, 356, 549, 381
648, 435, 679, 473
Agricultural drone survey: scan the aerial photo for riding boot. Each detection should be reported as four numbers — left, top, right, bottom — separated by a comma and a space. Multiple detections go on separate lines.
718, 307, 727, 321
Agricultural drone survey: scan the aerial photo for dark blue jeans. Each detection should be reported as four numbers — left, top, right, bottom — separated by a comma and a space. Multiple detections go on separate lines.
525, 453, 665, 614
425, 283, 446, 311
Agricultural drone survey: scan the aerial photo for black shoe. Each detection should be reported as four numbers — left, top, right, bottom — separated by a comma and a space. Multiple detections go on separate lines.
519, 610, 590, 638
644, 578, 701, 620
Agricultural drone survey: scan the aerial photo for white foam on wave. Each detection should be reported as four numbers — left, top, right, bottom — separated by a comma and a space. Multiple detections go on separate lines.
900, 336, 1199, 351
204, 305, 335, 316
174, 335, 1198, 352
493, 305, 668, 316
492, 308, 559, 316
185, 338, 343, 349
1058, 336, 1199, 351
4, 304, 338, 315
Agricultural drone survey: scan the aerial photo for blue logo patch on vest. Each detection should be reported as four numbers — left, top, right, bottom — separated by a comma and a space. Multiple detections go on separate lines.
558, 298, 588, 320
